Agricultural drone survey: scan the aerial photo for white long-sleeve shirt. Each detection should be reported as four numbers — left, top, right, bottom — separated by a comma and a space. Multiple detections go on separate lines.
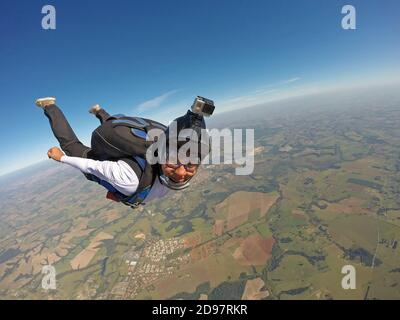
60, 156, 170, 203
61, 155, 139, 196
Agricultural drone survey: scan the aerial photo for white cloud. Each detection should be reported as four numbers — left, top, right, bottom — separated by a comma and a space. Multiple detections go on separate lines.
255, 77, 301, 91
136, 90, 179, 111
216, 74, 400, 114
217, 77, 304, 112
142, 102, 188, 125
283, 77, 301, 84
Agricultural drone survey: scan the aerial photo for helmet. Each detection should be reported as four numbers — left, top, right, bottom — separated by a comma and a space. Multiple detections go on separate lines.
164, 109, 210, 163
159, 109, 211, 190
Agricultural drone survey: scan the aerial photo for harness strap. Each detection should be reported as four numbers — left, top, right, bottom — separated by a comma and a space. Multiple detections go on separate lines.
133, 156, 146, 171
84, 156, 153, 208
85, 117, 166, 208
111, 118, 150, 129
121, 185, 152, 208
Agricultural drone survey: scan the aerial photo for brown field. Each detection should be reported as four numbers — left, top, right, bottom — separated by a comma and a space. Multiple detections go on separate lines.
37, 178, 77, 201
325, 197, 372, 215
152, 252, 248, 299
0, 239, 75, 289
213, 219, 224, 236
134, 232, 146, 240
292, 209, 307, 219
61, 217, 94, 244
279, 145, 293, 152
249, 146, 265, 156
70, 232, 113, 270
348, 184, 366, 192
341, 158, 382, 177
15, 226, 32, 238
233, 235, 275, 266
184, 233, 203, 248
221, 237, 242, 252
101, 209, 121, 223
241, 278, 270, 300
190, 242, 216, 262
215, 191, 278, 231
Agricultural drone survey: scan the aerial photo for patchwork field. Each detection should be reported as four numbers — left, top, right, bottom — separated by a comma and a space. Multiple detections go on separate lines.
1, 88, 400, 299
70, 232, 114, 270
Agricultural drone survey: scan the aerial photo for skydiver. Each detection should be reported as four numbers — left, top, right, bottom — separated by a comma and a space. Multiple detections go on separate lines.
35, 96, 214, 208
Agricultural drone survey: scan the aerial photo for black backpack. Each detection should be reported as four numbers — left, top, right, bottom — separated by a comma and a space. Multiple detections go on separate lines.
88, 115, 167, 207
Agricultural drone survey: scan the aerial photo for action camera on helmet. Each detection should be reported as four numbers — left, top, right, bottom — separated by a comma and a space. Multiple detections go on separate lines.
191, 96, 215, 117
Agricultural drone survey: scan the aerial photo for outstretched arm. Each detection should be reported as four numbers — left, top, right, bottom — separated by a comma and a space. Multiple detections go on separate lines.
47, 147, 139, 196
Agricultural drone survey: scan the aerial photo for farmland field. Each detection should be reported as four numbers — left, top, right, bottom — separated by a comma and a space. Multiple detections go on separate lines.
1, 86, 400, 299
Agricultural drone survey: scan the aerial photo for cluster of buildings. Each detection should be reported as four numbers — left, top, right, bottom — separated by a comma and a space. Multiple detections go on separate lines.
124, 250, 141, 268
380, 237, 398, 250
142, 238, 185, 262
110, 237, 190, 299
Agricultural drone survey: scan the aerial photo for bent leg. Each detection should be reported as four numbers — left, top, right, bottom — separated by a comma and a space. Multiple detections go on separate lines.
44, 104, 91, 158
96, 109, 114, 124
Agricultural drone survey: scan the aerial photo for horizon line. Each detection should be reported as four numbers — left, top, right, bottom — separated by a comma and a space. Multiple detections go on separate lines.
1, 79, 400, 177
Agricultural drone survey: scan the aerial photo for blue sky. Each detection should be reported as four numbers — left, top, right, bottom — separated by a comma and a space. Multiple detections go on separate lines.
1, 0, 399, 175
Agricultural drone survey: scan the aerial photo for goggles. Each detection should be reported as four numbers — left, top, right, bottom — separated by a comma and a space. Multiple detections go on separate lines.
164, 162, 198, 172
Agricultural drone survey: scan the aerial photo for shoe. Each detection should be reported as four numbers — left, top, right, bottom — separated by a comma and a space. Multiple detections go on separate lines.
89, 104, 102, 115
35, 97, 56, 108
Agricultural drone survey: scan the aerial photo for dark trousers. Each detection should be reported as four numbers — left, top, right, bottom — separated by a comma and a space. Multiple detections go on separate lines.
44, 105, 112, 158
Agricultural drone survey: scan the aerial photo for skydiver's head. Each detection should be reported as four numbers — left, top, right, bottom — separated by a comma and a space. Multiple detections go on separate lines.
159, 110, 210, 190
161, 162, 199, 184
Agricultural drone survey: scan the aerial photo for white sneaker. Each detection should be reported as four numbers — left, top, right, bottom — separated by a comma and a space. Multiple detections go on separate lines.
35, 97, 56, 108
89, 104, 102, 115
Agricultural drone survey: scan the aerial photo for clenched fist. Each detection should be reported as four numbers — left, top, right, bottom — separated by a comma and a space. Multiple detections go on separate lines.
47, 146, 65, 162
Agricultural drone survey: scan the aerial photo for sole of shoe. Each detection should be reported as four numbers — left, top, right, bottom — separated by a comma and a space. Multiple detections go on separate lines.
35, 97, 56, 108
89, 104, 102, 114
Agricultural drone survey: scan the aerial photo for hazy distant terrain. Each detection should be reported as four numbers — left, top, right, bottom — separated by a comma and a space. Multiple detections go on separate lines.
1, 84, 400, 299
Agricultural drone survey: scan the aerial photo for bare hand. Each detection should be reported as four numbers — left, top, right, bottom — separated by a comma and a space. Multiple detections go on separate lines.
47, 147, 65, 162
